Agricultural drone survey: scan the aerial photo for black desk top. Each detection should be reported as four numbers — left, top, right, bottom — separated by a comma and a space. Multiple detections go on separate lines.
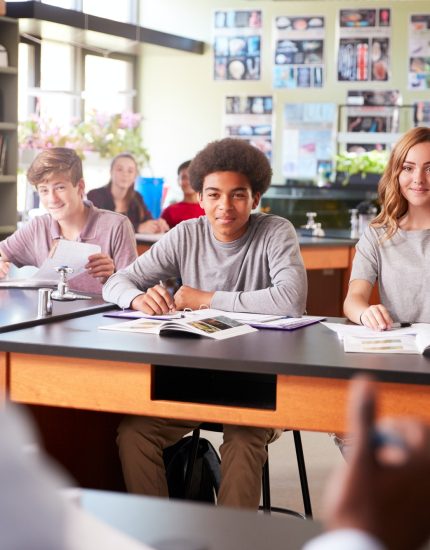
0, 289, 113, 333
81, 489, 321, 550
0, 313, 429, 384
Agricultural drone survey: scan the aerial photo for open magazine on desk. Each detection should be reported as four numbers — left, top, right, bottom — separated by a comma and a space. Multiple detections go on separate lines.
103, 309, 325, 330
100, 309, 257, 340
323, 321, 430, 354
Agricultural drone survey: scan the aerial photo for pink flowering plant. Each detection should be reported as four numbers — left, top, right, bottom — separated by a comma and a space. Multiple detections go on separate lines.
19, 110, 150, 168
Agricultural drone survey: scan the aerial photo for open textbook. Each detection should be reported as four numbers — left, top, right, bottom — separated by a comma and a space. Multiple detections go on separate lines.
104, 308, 325, 330
0, 241, 101, 289
323, 321, 430, 354
100, 309, 258, 340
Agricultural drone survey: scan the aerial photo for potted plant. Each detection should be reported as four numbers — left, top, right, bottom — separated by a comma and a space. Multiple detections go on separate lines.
18, 110, 150, 169
335, 149, 389, 185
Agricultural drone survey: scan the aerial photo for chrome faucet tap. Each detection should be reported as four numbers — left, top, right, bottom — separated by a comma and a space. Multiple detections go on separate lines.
51, 266, 92, 301
302, 212, 325, 237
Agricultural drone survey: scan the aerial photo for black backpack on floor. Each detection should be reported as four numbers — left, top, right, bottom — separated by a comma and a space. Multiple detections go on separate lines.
163, 436, 221, 503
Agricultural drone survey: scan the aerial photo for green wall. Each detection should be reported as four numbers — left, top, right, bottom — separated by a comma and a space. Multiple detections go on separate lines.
138, 0, 430, 191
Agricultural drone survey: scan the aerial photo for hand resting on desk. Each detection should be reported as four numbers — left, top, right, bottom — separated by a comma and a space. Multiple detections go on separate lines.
131, 284, 215, 315
173, 285, 214, 311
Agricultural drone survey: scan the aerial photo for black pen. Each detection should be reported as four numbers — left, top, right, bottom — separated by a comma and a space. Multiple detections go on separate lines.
390, 322, 411, 328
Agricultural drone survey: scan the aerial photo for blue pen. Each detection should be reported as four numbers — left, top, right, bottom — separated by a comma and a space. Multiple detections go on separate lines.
371, 428, 408, 450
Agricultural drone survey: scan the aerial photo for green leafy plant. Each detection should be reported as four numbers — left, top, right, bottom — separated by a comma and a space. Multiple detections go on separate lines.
335, 149, 389, 185
18, 110, 150, 169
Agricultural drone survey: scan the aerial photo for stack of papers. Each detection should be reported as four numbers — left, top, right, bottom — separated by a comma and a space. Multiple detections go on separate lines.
323, 322, 430, 354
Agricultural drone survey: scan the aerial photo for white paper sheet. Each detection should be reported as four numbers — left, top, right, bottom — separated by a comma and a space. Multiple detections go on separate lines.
34, 240, 101, 280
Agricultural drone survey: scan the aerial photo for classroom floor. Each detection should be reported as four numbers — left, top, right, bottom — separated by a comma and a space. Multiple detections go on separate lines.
202, 429, 344, 519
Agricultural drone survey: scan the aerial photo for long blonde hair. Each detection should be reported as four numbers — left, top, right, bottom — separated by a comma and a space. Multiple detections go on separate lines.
372, 127, 430, 240
108, 152, 144, 217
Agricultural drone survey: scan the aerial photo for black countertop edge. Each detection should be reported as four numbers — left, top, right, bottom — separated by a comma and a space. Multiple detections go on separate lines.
7, 1, 204, 54
0, 302, 115, 334
2, 341, 429, 385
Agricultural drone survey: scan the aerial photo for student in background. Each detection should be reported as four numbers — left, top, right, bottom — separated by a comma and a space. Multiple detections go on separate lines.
344, 127, 430, 331
103, 137, 307, 509
87, 152, 169, 234
304, 377, 430, 550
161, 160, 205, 228
0, 148, 137, 294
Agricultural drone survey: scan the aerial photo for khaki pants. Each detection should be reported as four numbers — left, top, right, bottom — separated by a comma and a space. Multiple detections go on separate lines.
117, 415, 281, 510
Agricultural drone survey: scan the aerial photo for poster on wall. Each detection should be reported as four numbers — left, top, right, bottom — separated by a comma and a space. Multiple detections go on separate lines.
414, 101, 430, 126
213, 10, 262, 81
273, 15, 325, 89
224, 95, 273, 162
337, 8, 391, 82
408, 14, 430, 90
340, 90, 401, 153
282, 103, 336, 180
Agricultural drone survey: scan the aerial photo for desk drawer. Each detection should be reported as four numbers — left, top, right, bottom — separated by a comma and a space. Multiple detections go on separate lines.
153, 365, 276, 410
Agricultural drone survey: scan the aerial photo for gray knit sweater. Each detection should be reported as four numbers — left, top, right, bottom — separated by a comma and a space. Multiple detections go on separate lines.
103, 213, 307, 316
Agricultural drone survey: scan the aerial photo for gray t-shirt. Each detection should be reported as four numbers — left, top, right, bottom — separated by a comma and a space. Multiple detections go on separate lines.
350, 225, 430, 322
103, 212, 307, 316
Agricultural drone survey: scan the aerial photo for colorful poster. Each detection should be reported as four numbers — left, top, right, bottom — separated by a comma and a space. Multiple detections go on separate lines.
224, 96, 273, 162
337, 8, 391, 82
408, 14, 430, 90
282, 103, 336, 180
340, 89, 401, 153
213, 10, 262, 81
273, 15, 325, 89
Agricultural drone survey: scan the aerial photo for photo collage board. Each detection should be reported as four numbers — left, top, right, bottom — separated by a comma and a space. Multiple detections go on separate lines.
337, 8, 391, 82
224, 96, 273, 163
273, 15, 325, 89
213, 10, 262, 80
343, 90, 401, 153
408, 14, 430, 90
282, 103, 337, 181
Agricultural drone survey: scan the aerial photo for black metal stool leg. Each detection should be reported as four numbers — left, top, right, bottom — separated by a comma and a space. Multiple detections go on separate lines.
293, 431, 313, 519
261, 446, 271, 513
184, 428, 200, 499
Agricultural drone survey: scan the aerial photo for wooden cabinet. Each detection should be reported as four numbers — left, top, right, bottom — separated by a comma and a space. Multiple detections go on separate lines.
0, 16, 18, 237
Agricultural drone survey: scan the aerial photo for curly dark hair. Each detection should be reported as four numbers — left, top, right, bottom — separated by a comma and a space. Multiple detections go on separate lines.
188, 138, 272, 195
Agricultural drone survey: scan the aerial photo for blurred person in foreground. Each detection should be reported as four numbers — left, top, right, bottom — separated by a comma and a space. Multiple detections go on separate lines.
304, 376, 430, 550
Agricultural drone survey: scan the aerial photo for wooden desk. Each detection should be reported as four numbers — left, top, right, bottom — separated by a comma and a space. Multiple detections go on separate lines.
1, 314, 429, 488
2, 314, 430, 434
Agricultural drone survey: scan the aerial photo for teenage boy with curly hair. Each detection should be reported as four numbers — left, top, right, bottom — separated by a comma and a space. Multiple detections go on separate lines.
103, 137, 307, 509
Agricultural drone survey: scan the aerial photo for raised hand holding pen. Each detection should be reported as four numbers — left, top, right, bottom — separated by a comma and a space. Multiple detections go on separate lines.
322, 377, 430, 550
130, 280, 175, 315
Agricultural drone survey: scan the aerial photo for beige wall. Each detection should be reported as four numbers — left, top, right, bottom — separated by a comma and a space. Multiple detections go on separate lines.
138, 0, 430, 194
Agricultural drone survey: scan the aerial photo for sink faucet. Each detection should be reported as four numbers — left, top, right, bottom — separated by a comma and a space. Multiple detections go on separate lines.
302, 212, 325, 237
51, 266, 92, 301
